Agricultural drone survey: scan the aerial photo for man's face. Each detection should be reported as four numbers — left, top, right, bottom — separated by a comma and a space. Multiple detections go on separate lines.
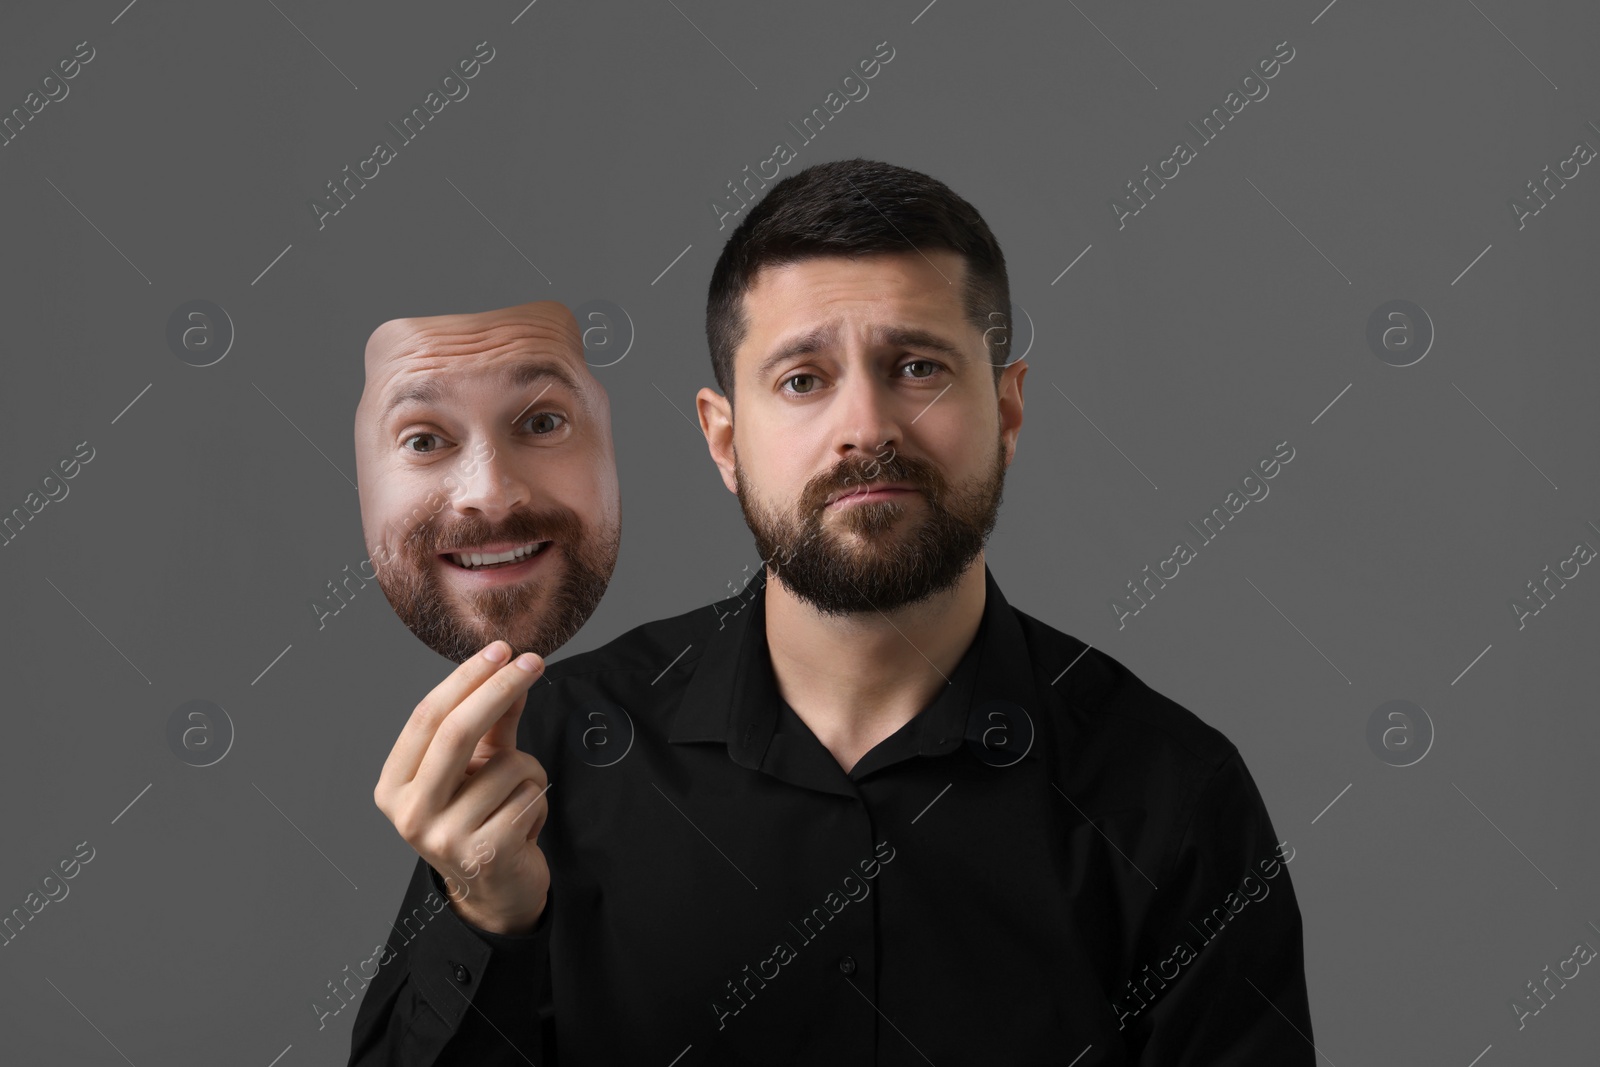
354, 301, 621, 662
698, 251, 1026, 616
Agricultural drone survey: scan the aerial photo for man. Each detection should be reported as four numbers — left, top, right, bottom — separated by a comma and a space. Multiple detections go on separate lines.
349, 161, 1314, 1065
352, 300, 621, 663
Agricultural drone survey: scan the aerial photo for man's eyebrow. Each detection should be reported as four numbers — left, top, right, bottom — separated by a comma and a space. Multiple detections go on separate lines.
755, 326, 837, 381
754, 324, 966, 381
877, 326, 966, 361
381, 358, 583, 422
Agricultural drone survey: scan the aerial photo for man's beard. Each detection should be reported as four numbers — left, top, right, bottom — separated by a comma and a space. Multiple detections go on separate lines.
370, 506, 619, 663
735, 433, 1006, 617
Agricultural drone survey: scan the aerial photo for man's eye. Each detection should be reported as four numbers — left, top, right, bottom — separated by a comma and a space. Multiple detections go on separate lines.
901, 360, 941, 379
402, 433, 444, 453
783, 374, 818, 395
522, 412, 567, 435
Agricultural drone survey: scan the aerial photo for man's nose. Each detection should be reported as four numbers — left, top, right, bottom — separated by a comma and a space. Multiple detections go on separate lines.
831, 375, 902, 458
446, 445, 531, 520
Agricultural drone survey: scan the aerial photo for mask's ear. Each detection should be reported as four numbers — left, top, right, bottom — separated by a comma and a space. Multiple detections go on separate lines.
697, 386, 739, 494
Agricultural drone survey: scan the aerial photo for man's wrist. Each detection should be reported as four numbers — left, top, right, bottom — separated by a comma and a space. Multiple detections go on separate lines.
449, 892, 547, 937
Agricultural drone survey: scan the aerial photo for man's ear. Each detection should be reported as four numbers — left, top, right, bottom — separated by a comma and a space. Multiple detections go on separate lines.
999, 359, 1026, 466
696, 387, 738, 493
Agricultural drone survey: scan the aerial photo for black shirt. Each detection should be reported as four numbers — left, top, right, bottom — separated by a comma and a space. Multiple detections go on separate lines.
348, 564, 1315, 1065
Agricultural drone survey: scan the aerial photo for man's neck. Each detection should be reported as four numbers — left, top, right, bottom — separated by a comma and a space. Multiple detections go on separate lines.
763, 556, 987, 773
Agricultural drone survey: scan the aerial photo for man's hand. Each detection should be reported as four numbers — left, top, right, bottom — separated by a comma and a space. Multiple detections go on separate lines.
374, 640, 551, 935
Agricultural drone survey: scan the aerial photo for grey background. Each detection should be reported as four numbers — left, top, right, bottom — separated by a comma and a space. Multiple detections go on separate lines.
1, 0, 1596, 1063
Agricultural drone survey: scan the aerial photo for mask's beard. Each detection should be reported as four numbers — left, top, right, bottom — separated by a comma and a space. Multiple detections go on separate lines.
735, 433, 1006, 617
370, 505, 619, 663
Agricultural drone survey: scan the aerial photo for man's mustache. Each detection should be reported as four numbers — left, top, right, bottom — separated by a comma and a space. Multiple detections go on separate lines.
403, 509, 586, 557
801, 453, 944, 514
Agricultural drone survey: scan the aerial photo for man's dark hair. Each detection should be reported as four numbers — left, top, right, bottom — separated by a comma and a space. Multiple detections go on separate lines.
705, 158, 1011, 403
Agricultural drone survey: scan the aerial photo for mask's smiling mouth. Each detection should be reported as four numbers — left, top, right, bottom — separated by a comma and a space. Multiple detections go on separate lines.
440, 540, 551, 571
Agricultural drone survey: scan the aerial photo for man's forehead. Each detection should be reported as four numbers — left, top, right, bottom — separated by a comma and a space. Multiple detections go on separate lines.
364, 301, 583, 377
742, 252, 968, 331
738, 251, 977, 366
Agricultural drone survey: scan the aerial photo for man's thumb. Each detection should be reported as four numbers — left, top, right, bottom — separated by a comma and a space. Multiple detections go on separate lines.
485, 688, 528, 750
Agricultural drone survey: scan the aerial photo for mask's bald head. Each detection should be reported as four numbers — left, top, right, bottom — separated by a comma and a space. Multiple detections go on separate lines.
354, 300, 620, 663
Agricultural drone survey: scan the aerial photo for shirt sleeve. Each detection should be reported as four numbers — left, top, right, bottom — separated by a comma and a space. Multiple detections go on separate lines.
1123, 749, 1316, 1066
346, 854, 553, 1066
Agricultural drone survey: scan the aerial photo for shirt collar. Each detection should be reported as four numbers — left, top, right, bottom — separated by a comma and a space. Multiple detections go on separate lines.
670, 562, 1043, 774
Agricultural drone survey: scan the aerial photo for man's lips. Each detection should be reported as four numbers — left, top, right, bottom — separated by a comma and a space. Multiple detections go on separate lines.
825, 483, 918, 508
437, 540, 553, 572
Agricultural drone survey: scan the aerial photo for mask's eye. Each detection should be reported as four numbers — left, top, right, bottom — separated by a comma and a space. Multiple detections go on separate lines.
402, 433, 444, 454
901, 360, 941, 379
783, 374, 818, 395
521, 412, 567, 435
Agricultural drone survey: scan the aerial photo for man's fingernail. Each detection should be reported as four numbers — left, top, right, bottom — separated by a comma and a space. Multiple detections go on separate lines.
515, 653, 541, 672
484, 642, 508, 663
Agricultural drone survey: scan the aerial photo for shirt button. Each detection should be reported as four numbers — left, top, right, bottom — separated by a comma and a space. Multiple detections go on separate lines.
453, 963, 472, 984
838, 955, 856, 975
